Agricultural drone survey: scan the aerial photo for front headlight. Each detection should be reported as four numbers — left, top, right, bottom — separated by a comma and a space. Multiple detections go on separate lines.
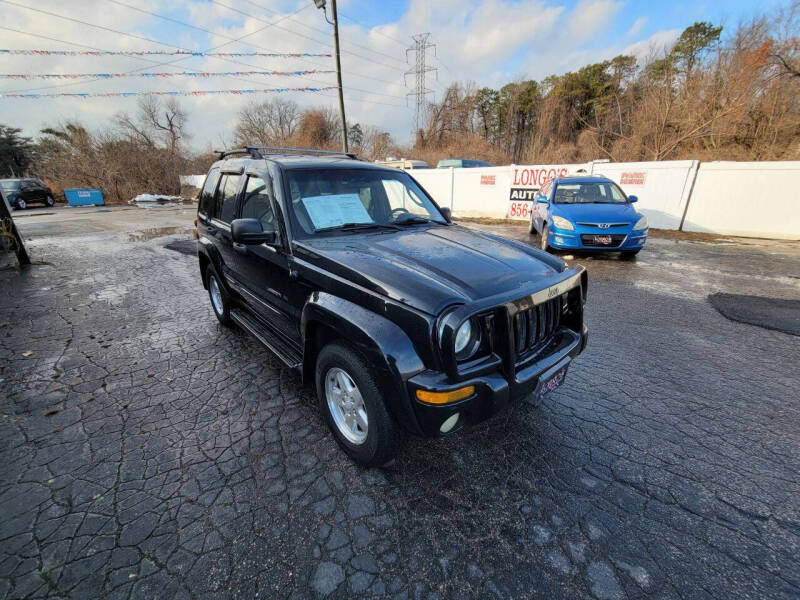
454, 320, 472, 354
633, 215, 648, 230
438, 313, 481, 361
551, 215, 574, 231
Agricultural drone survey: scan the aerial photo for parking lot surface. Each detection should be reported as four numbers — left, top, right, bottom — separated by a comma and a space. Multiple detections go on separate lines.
2, 206, 799, 599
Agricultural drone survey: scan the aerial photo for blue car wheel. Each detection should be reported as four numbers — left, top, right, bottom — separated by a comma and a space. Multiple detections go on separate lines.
540, 223, 550, 252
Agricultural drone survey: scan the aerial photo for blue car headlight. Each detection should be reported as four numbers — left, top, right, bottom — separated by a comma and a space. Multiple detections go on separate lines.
633, 215, 648, 230
551, 215, 574, 231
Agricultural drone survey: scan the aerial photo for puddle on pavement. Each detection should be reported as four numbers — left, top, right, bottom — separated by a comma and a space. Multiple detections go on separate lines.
128, 227, 193, 241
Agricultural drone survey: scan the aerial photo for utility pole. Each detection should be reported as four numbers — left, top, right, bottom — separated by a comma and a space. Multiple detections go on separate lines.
405, 33, 437, 134
314, 0, 348, 152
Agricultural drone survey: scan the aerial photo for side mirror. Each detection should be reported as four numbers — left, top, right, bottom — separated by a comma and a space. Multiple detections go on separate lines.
231, 218, 277, 245
536, 195, 548, 204
439, 206, 452, 222
628, 195, 638, 203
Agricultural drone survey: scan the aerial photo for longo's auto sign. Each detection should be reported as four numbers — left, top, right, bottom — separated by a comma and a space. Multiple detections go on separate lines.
508, 166, 571, 218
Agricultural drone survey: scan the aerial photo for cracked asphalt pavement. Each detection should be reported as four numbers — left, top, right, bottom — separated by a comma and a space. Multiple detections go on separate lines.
1, 206, 799, 599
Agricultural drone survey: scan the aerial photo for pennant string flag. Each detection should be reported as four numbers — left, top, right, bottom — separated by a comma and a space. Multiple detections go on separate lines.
0, 87, 339, 99
0, 49, 332, 58
0, 70, 335, 79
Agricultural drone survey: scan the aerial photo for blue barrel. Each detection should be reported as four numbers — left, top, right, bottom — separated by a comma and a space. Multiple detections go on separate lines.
64, 188, 104, 206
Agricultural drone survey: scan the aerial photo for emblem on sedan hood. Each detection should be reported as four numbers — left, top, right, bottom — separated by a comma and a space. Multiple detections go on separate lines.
598, 223, 611, 229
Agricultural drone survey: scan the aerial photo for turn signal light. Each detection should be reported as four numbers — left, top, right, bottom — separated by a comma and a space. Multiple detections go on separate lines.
416, 385, 475, 405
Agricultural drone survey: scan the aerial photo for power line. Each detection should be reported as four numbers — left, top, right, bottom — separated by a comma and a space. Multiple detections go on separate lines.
97, 0, 406, 99
338, 11, 409, 49
0, 69, 334, 80
211, 0, 408, 72
0, 0, 176, 50
0, 1, 313, 93
0, 4, 408, 109
0, 49, 332, 58
238, 0, 410, 68
0, 86, 338, 99
0, 27, 405, 110
100, 0, 403, 89
0, 16, 339, 96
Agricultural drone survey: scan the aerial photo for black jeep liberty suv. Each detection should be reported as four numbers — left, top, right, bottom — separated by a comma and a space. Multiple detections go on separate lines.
196, 147, 588, 466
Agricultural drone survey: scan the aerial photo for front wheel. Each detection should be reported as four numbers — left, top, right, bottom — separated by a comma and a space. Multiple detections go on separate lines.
205, 265, 232, 326
316, 342, 401, 467
45, 195, 54, 207
540, 223, 551, 252
16, 199, 26, 210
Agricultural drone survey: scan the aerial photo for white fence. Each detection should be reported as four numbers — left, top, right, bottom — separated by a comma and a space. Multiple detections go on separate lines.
407, 160, 800, 240
682, 162, 800, 240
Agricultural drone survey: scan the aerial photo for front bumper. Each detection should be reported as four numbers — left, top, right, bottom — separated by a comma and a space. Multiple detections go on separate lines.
549, 226, 647, 251
407, 324, 588, 437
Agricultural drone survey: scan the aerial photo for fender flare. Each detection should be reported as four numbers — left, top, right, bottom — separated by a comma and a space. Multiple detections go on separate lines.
197, 238, 226, 291
302, 292, 427, 435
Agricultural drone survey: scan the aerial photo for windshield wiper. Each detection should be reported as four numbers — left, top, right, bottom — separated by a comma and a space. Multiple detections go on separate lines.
315, 222, 400, 233
394, 215, 431, 226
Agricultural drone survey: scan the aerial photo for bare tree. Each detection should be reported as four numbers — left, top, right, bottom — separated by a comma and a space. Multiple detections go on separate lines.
233, 98, 299, 146
116, 97, 188, 155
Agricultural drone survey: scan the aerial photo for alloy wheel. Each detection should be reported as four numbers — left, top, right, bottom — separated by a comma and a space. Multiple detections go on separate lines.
209, 276, 224, 316
325, 367, 368, 445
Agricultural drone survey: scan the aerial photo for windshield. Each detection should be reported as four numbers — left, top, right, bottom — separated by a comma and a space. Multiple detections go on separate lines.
553, 182, 628, 204
0, 180, 20, 191
285, 168, 446, 238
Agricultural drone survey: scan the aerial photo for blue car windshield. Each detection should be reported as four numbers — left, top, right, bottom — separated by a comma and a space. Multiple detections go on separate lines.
554, 182, 627, 204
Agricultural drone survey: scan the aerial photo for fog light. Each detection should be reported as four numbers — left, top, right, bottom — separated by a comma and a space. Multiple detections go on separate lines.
440, 413, 459, 433
554, 236, 564, 244
416, 385, 474, 405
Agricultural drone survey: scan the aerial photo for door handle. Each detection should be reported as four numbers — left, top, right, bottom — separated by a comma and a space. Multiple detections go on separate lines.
233, 242, 248, 254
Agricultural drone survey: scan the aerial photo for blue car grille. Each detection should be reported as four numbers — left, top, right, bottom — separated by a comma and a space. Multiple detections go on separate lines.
513, 296, 564, 358
580, 233, 626, 247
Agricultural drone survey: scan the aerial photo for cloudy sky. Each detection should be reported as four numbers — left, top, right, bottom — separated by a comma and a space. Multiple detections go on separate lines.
0, 0, 787, 149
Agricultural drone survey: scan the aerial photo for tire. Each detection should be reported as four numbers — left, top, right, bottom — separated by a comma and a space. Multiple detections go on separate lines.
316, 342, 401, 467
45, 195, 54, 207
205, 265, 232, 326
540, 223, 551, 252
620, 250, 640, 260
16, 199, 26, 210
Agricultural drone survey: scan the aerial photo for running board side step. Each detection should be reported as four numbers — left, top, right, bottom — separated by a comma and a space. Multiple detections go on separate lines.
230, 308, 302, 370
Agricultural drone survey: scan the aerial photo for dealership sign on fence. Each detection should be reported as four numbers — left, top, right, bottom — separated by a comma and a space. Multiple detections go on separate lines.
507, 166, 579, 218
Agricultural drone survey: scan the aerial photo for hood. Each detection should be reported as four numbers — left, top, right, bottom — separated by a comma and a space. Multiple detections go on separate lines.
294, 225, 565, 315
553, 202, 638, 224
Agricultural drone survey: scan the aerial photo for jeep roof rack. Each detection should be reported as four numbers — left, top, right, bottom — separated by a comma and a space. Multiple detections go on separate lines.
215, 146, 359, 161
213, 148, 261, 160
246, 146, 358, 160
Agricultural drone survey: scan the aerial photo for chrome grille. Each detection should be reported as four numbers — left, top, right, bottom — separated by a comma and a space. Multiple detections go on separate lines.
513, 296, 563, 357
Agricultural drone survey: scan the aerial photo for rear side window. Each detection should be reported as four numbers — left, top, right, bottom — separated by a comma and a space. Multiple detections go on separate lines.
199, 168, 219, 216
241, 176, 276, 232
215, 174, 241, 223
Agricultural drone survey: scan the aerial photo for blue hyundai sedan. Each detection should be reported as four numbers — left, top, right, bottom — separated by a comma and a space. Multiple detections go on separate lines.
529, 175, 648, 258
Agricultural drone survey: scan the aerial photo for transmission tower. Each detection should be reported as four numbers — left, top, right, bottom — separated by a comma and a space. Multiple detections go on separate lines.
405, 33, 437, 133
